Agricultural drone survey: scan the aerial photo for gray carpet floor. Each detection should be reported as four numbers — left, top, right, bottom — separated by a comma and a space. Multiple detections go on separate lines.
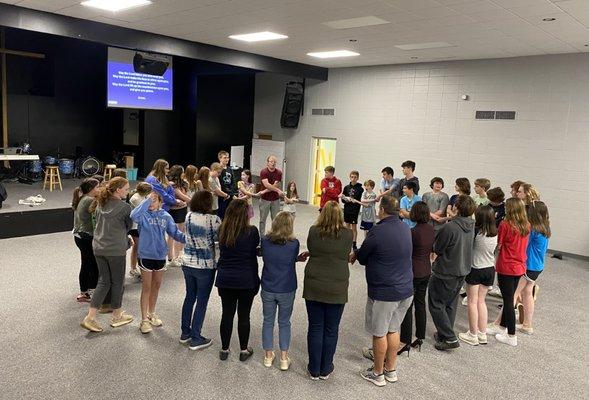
1, 202, 587, 400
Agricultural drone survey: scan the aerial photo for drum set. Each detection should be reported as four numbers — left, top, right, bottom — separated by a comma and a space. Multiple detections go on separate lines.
27, 155, 102, 180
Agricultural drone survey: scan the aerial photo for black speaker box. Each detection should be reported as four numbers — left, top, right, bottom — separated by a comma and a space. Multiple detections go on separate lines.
280, 82, 304, 129
133, 52, 170, 76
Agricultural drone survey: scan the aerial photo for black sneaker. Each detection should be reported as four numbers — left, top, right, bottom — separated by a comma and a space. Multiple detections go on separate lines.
434, 340, 460, 351
239, 347, 253, 362
219, 349, 230, 360
179, 334, 191, 344
189, 337, 213, 351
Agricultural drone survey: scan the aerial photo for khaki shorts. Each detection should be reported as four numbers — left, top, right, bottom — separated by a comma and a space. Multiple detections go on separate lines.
365, 296, 413, 337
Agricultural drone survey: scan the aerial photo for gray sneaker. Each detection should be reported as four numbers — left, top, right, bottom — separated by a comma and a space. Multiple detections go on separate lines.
360, 367, 386, 387
384, 368, 398, 383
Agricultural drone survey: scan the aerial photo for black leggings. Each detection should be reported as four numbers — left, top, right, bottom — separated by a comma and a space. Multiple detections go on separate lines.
74, 235, 99, 293
498, 274, 522, 335
400, 276, 430, 343
218, 287, 257, 351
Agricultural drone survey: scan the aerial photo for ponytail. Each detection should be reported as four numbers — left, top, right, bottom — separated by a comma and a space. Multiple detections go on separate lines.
72, 178, 99, 210
92, 177, 129, 211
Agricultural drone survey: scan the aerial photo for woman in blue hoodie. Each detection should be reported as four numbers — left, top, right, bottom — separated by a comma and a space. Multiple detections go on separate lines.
131, 191, 186, 334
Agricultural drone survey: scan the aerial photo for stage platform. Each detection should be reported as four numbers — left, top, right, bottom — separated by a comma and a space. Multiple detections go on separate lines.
0, 178, 137, 239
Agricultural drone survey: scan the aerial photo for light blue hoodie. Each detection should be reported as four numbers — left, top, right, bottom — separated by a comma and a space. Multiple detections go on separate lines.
131, 197, 185, 260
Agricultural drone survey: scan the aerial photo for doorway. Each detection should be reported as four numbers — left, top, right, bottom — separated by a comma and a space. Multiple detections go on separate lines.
310, 137, 337, 206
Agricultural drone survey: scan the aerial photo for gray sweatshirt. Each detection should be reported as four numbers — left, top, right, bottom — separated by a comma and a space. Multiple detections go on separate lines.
432, 216, 475, 279
92, 198, 133, 257
73, 196, 95, 237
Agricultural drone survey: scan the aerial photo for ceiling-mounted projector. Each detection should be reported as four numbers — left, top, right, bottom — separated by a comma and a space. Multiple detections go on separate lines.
133, 51, 170, 76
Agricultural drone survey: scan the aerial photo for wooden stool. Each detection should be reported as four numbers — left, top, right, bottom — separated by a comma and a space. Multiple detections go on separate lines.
104, 164, 116, 181
43, 166, 62, 192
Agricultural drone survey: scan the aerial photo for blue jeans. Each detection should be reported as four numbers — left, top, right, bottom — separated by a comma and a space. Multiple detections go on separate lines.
261, 290, 296, 351
181, 267, 215, 340
305, 300, 345, 376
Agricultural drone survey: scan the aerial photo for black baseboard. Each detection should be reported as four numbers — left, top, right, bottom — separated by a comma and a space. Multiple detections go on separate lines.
0, 208, 73, 239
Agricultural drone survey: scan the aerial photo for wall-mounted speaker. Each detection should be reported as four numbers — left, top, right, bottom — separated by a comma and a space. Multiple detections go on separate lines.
280, 82, 304, 129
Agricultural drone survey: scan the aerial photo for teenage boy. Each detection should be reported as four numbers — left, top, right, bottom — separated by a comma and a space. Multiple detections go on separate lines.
399, 181, 422, 229
217, 150, 235, 219
359, 180, 377, 238
396, 161, 420, 198
377, 167, 400, 201
487, 187, 506, 228
472, 178, 491, 206
259, 155, 283, 236
320, 166, 342, 210
422, 177, 449, 232
341, 170, 364, 250
428, 195, 476, 351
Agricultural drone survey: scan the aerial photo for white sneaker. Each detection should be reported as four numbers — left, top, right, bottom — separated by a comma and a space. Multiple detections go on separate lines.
486, 323, 506, 335
496, 333, 517, 346
461, 296, 468, 306
129, 269, 141, 278
167, 258, 181, 268
458, 331, 479, 346
477, 331, 488, 345
263, 352, 275, 367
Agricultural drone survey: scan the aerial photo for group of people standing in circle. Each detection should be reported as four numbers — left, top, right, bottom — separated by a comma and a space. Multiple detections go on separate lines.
71, 152, 550, 387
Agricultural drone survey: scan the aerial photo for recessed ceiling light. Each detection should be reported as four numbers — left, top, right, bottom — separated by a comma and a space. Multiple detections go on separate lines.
229, 31, 288, 42
542, 17, 556, 21
395, 42, 454, 50
81, 0, 151, 12
307, 50, 360, 59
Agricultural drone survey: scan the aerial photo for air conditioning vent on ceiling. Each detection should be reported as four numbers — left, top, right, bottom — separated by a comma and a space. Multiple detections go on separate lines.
312, 108, 323, 115
475, 111, 495, 120
495, 111, 516, 120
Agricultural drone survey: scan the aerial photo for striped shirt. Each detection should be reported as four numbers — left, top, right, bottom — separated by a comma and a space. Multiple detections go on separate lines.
182, 212, 221, 269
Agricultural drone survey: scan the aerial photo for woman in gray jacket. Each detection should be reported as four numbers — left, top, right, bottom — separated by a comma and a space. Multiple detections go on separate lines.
81, 177, 133, 332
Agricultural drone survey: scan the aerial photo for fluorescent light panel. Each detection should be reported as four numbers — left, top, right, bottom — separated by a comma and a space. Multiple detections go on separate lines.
81, 0, 151, 12
229, 31, 288, 42
307, 50, 360, 59
323, 16, 389, 29
395, 42, 454, 50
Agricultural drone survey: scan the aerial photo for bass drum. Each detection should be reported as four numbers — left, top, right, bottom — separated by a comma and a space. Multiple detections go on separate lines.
79, 156, 101, 177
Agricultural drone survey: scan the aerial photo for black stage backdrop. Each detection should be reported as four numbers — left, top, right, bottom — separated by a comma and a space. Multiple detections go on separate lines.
4, 28, 257, 175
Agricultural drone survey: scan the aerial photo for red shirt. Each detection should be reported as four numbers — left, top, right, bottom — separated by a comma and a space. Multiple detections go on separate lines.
260, 167, 282, 202
496, 221, 530, 276
320, 176, 342, 208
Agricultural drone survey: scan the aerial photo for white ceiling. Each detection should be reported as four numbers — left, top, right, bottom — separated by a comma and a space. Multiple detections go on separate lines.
3, 0, 589, 68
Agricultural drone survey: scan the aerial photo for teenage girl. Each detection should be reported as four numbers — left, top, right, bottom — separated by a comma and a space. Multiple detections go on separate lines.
72, 178, 100, 302
129, 182, 152, 278
131, 192, 186, 334
237, 169, 260, 220
458, 205, 497, 346
168, 165, 191, 266
514, 201, 550, 335
81, 177, 133, 332
184, 165, 200, 200
197, 166, 210, 193
487, 198, 530, 347
282, 181, 299, 217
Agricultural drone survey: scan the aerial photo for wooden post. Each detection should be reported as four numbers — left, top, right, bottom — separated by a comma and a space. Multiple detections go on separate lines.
0, 29, 45, 168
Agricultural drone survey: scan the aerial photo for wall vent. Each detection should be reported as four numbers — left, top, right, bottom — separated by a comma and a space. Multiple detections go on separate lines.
311, 108, 323, 115
495, 111, 516, 120
475, 111, 495, 120
323, 108, 335, 115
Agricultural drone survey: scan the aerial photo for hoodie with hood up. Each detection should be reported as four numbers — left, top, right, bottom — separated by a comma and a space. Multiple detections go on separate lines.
432, 216, 475, 278
92, 198, 133, 257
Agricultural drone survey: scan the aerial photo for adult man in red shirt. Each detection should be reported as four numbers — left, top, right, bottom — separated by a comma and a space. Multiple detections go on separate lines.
259, 155, 283, 235
320, 166, 342, 210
